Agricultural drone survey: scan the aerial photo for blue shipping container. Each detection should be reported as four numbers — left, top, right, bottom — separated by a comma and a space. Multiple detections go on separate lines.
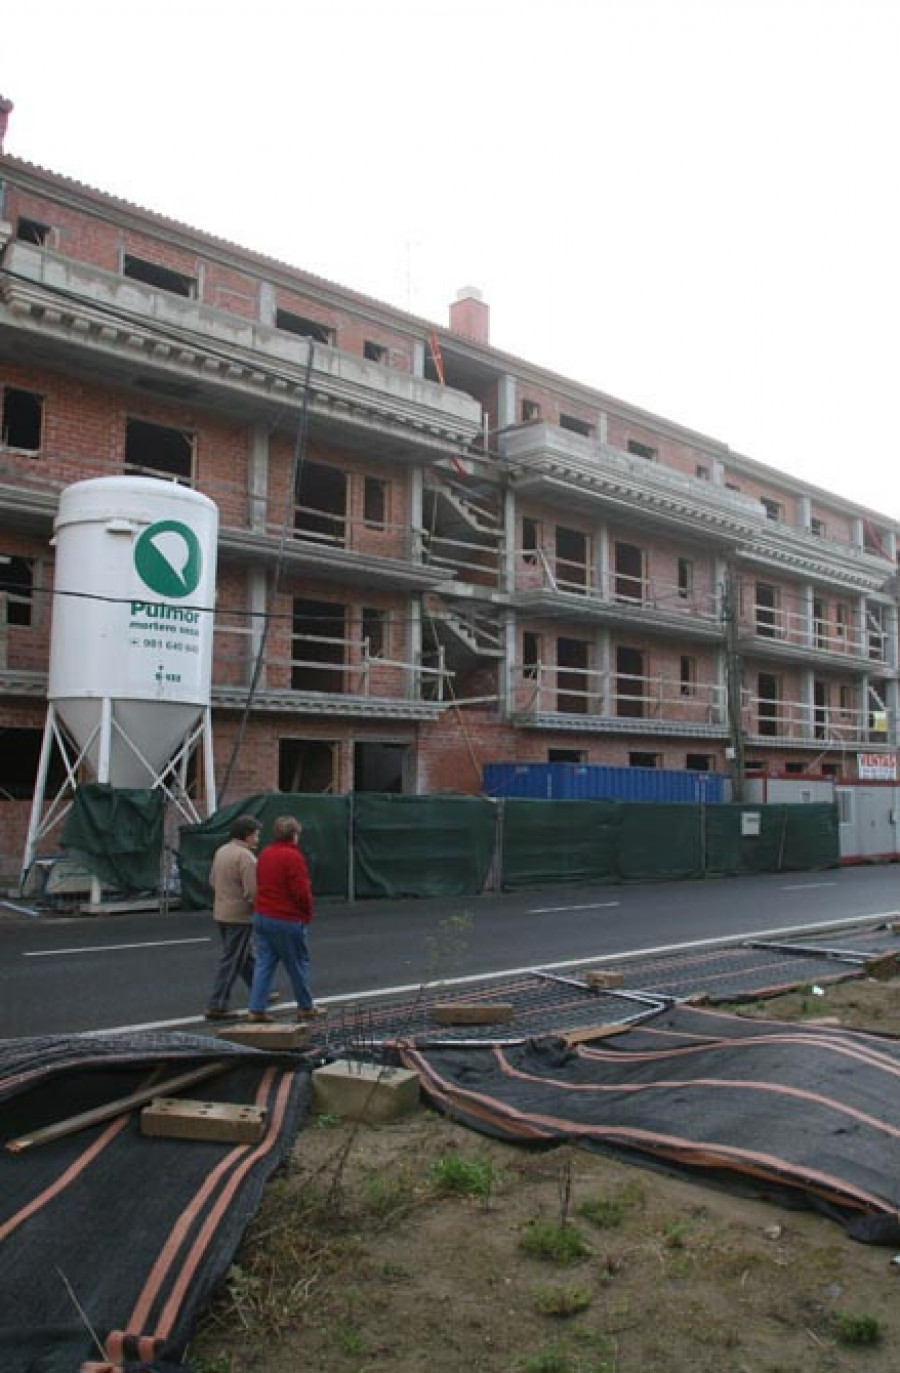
482, 762, 724, 804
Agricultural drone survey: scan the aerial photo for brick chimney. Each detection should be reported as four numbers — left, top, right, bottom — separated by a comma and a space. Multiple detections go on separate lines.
0, 96, 13, 154
449, 286, 489, 345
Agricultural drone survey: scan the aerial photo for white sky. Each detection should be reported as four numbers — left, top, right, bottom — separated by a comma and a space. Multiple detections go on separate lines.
5, 0, 899, 515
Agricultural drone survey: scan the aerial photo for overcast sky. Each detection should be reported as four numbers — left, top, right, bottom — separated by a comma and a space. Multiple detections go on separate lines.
5, 0, 899, 516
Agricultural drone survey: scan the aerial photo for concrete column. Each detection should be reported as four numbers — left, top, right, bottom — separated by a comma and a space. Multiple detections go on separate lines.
857, 594, 868, 659
598, 410, 608, 445
248, 567, 268, 689
408, 465, 424, 562
497, 373, 516, 431
249, 424, 269, 531
503, 488, 517, 594
798, 495, 812, 531
802, 668, 815, 739
597, 628, 611, 714
501, 608, 516, 718
596, 522, 610, 601
804, 584, 815, 647
886, 677, 900, 747
408, 594, 422, 699
412, 338, 426, 378
852, 516, 865, 551
884, 529, 898, 561
886, 602, 899, 671
259, 282, 276, 327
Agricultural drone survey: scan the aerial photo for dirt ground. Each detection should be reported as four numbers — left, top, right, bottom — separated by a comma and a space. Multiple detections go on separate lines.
189, 975, 900, 1373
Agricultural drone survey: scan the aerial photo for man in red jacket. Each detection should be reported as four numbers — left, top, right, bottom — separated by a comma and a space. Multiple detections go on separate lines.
248, 815, 321, 1023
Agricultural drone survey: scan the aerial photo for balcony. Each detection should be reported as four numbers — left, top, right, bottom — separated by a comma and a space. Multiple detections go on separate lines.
742, 693, 893, 750
0, 242, 483, 459
511, 550, 724, 641
500, 424, 761, 544
738, 600, 893, 673
741, 518, 895, 594
509, 661, 729, 737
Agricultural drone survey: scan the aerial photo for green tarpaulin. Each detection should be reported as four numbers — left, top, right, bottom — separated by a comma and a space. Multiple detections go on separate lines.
61, 784, 165, 891
500, 800, 621, 891
352, 794, 497, 899
178, 794, 350, 909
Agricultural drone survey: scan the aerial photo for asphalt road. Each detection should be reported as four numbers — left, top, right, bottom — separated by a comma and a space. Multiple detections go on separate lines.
2, 864, 899, 1039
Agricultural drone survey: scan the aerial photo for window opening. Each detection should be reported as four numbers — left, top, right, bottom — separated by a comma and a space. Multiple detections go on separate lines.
278, 739, 336, 793
363, 340, 388, 363
559, 413, 593, 438
361, 607, 387, 659
628, 751, 659, 768
16, 217, 51, 245
757, 672, 780, 736
363, 476, 387, 528
813, 597, 827, 648
761, 497, 782, 522
125, 418, 193, 481
679, 655, 696, 697
695, 464, 710, 481
557, 637, 589, 714
275, 310, 334, 345
1, 387, 43, 451
123, 254, 195, 298
614, 542, 644, 602
555, 526, 589, 592
616, 645, 644, 718
292, 598, 345, 693
0, 556, 34, 626
627, 439, 657, 461
686, 754, 712, 771
755, 582, 779, 638
677, 557, 693, 599
0, 727, 66, 800
810, 517, 826, 538
354, 741, 406, 793
522, 517, 540, 553
814, 680, 829, 739
521, 399, 541, 422
548, 749, 586, 764
295, 460, 347, 543
523, 631, 541, 679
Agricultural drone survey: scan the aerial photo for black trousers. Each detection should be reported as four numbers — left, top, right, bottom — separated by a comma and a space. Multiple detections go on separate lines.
207, 922, 255, 1011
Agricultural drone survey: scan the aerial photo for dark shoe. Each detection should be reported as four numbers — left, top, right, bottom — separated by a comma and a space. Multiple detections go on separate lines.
248, 1011, 274, 1024
267, 991, 282, 1004
295, 1005, 326, 1022
204, 1008, 230, 1021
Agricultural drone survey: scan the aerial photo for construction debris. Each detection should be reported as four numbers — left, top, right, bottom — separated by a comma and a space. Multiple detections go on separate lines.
217, 1023, 310, 1050
584, 969, 625, 990
141, 1098, 267, 1144
312, 1059, 420, 1122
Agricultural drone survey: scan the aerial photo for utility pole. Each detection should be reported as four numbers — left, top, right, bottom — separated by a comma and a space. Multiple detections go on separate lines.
722, 564, 746, 803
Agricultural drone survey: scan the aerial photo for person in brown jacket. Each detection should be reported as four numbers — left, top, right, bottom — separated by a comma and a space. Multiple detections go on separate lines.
204, 814, 262, 1020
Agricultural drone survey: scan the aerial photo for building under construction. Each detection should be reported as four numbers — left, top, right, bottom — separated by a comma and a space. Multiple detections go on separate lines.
1, 102, 898, 884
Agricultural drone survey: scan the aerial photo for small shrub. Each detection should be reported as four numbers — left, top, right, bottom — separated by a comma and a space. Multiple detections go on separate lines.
534, 1283, 592, 1317
429, 1153, 495, 1199
577, 1179, 643, 1229
517, 1344, 578, 1373
832, 1311, 883, 1346
520, 1219, 591, 1265
361, 1168, 413, 1217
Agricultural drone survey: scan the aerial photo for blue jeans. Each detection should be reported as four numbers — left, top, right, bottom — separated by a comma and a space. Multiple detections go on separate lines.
249, 913, 312, 1013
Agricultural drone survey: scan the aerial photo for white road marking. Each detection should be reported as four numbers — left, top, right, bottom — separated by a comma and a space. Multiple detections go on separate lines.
23, 937, 212, 958
780, 882, 838, 891
82, 909, 899, 1038
527, 901, 621, 914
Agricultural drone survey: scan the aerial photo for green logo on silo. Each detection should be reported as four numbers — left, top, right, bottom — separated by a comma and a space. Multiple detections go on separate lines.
134, 520, 202, 598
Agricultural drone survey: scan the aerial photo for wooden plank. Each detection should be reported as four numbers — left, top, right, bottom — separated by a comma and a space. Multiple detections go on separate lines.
5, 1062, 230, 1153
430, 1002, 514, 1026
563, 1023, 630, 1046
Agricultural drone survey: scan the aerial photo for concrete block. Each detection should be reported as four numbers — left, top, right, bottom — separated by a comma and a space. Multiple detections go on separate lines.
312, 1059, 420, 1123
584, 970, 624, 990
865, 952, 900, 981
217, 1022, 309, 1050
430, 1002, 514, 1025
141, 1097, 267, 1144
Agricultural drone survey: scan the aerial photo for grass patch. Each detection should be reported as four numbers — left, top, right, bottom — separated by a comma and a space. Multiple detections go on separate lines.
832, 1311, 883, 1346
533, 1283, 592, 1317
520, 1219, 592, 1265
429, 1152, 496, 1199
577, 1179, 644, 1229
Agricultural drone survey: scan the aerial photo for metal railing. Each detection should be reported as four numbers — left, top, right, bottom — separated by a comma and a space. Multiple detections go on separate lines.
515, 551, 721, 622
513, 662, 726, 724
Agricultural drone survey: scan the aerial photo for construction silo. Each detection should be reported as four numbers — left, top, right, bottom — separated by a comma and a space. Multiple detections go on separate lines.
23, 476, 219, 883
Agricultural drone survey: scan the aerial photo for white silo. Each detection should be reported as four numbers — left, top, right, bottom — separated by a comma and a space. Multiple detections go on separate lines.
23, 476, 220, 882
